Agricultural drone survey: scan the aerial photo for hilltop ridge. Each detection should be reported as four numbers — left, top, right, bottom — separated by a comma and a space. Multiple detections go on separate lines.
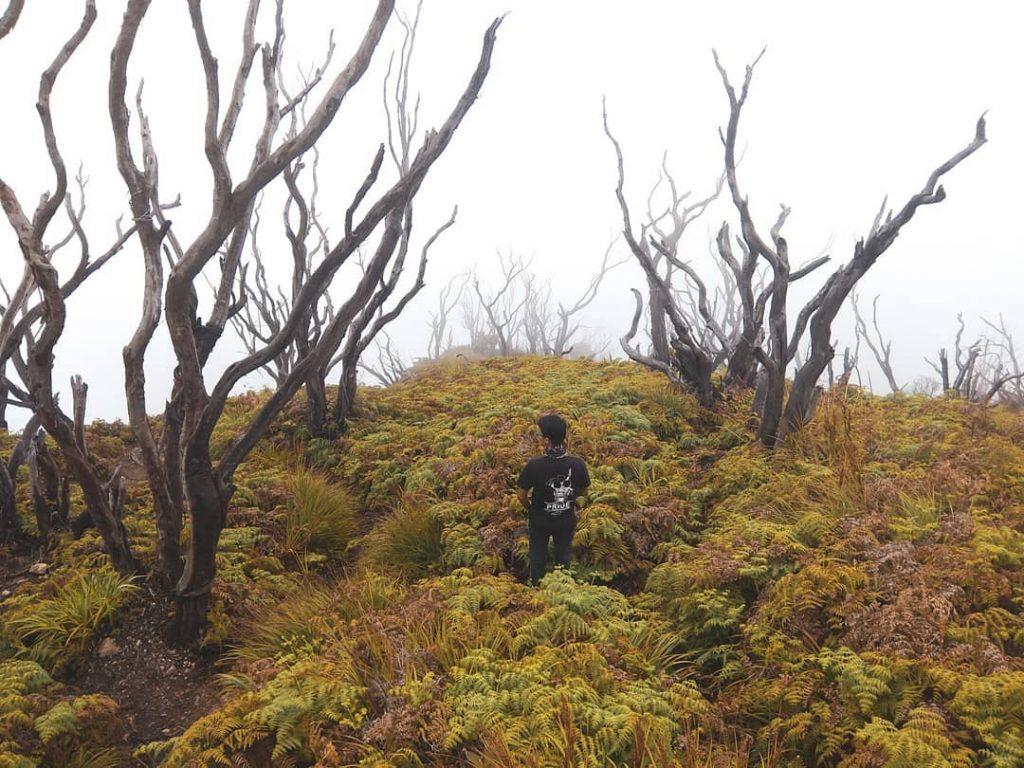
3, 356, 1024, 766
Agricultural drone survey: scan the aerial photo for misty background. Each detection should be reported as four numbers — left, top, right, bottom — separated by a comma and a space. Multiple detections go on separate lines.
1, 0, 1020, 427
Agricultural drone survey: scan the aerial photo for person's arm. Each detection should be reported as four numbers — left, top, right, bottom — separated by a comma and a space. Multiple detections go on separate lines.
577, 460, 591, 499
516, 461, 533, 512
517, 487, 530, 511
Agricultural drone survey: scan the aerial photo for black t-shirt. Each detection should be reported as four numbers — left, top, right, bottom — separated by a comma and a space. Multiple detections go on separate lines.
517, 453, 590, 516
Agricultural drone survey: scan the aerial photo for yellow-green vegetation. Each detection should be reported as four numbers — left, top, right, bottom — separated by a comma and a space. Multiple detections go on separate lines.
1, 564, 137, 670
283, 468, 361, 560
361, 499, 445, 578
3, 356, 1024, 766
0, 660, 124, 767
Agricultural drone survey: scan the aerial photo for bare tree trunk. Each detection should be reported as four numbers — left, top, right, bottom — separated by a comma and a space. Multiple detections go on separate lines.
27, 431, 63, 539
758, 367, 786, 446
305, 375, 330, 436
172, 444, 228, 642
756, 232, 792, 446
334, 361, 359, 428
647, 276, 670, 364
0, 462, 18, 540
725, 338, 759, 389
0, 415, 37, 542
936, 349, 952, 392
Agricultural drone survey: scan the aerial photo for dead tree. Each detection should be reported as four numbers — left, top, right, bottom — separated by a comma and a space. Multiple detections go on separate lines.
0, 1, 136, 568
926, 314, 1023, 404
457, 243, 621, 360
852, 292, 901, 393
328, 4, 459, 430
712, 51, 985, 445
604, 100, 829, 407
604, 102, 813, 407
927, 316, 982, 399
110, 0, 501, 640
523, 238, 624, 357
360, 332, 409, 386
459, 295, 499, 355
604, 111, 722, 406
426, 272, 470, 358
980, 315, 1024, 406
471, 253, 530, 356
225, 3, 457, 435
331, 206, 458, 429
520, 275, 554, 355
975, 343, 1024, 406
610, 51, 984, 438
230, 141, 339, 432
713, 50, 841, 441
361, 333, 407, 386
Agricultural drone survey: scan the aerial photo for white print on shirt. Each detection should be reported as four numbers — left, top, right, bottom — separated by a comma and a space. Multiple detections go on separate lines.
545, 468, 574, 514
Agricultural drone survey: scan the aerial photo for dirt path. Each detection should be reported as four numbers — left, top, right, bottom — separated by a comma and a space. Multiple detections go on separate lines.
0, 544, 45, 593
65, 586, 222, 749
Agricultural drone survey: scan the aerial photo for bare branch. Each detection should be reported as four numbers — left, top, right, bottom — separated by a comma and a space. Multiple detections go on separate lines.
0, 0, 24, 40
852, 292, 900, 393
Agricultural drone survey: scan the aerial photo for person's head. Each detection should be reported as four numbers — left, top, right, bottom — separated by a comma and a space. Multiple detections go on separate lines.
537, 413, 568, 448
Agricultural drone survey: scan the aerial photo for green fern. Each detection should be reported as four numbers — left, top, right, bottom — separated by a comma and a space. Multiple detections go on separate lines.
855, 707, 974, 768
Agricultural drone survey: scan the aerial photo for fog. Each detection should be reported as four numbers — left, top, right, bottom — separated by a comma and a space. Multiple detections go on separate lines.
1, 0, 1021, 427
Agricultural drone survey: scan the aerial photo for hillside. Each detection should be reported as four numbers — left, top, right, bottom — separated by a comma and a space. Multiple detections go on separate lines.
3, 357, 1024, 767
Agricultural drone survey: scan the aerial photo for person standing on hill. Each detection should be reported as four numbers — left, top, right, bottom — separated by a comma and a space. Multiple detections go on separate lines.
517, 414, 590, 584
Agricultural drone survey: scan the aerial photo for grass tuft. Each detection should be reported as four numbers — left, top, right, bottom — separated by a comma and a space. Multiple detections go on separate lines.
4, 567, 137, 669
360, 499, 443, 579
283, 469, 360, 558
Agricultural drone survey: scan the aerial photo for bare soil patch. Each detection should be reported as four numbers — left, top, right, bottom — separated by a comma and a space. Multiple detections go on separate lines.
66, 586, 222, 748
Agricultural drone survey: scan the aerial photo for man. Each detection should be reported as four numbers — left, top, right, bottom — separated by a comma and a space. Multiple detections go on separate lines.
517, 413, 590, 584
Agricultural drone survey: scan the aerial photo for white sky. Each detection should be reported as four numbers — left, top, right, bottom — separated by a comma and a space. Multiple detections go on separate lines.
1, 1, 1021, 426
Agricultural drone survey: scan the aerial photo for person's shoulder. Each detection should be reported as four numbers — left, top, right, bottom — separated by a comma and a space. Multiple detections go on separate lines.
569, 456, 593, 487
567, 454, 589, 469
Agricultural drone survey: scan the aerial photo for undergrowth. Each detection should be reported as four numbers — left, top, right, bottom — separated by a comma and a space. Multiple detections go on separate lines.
284, 468, 361, 560
2, 356, 1023, 766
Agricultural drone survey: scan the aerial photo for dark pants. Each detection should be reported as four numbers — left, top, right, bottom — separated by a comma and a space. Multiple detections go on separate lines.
528, 511, 576, 584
